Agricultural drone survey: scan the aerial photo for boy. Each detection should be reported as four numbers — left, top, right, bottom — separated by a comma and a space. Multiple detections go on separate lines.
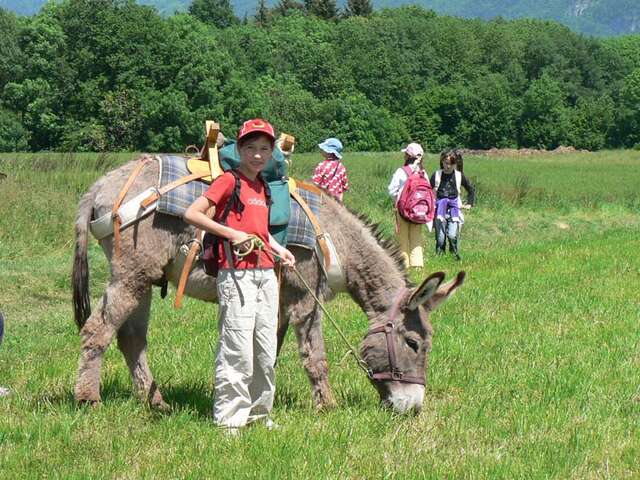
185, 119, 295, 434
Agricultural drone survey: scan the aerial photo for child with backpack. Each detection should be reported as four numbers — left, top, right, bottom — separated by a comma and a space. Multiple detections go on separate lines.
184, 118, 296, 435
430, 149, 475, 260
312, 137, 348, 201
387, 142, 435, 268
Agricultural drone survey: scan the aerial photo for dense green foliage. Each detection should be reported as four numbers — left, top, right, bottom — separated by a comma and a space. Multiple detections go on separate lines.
3, 0, 640, 36
0, 150, 639, 477
1, 1, 640, 152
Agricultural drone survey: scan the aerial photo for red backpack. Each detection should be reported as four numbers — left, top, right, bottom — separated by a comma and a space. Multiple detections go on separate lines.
396, 166, 435, 224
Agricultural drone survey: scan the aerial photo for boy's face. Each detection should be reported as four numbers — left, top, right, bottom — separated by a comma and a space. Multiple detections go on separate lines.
238, 134, 274, 177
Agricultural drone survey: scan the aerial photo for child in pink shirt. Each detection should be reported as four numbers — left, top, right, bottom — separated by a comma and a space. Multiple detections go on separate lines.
312, 137, 348, 201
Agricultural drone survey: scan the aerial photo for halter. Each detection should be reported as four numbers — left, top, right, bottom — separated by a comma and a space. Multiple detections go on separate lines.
364, 288, 426, 386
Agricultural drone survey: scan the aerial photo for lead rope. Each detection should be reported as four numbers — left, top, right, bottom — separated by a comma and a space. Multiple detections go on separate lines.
289, 265, 372, 377
236, 235, 372, 377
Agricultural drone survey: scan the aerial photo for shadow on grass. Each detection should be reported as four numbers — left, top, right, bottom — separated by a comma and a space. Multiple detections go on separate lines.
29, 377, 213, 419
25, 378, 132, 412
161, 382, 212, 418
274, 384, 307, 410
31, 375, 375, 419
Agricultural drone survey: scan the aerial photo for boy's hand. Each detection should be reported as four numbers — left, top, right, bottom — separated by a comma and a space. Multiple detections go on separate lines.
462, 204, 472, 210
279, 249, 296, 267
229, 231, 250, 246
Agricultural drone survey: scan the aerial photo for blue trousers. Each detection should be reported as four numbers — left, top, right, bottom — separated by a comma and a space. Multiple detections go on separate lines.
435, 218, 460, 255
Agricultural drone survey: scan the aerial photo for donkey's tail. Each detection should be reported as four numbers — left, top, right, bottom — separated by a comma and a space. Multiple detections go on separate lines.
72, 181, 101, 330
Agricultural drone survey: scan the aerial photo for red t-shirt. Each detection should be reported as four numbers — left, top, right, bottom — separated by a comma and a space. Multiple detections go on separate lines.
203, 171, 274, 270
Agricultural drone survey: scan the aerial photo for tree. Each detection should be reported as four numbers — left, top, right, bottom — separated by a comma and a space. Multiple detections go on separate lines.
304, 0, 337, 20
98, 88, 144, 151
567, 95, 614, 150
0, 108, 29, 152
274, 0, 305, 17
344, 0, 373, 18
518, 73, 570, 149
462, 73, 519, 149
614, 68, 640, 147
254, 0, 271, 27
188, 0, 239, 29
0, 8, 22, 90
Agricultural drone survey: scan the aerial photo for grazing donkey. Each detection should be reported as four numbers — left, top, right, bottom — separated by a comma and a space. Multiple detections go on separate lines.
73, 157, 465, 414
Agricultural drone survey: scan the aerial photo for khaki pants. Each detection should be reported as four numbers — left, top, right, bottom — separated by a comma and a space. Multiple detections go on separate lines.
396, 212, 423, 268
214, 268, 278, 428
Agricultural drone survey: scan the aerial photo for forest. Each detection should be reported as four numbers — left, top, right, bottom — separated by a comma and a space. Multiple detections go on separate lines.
1, 0, 640, 153
3, 0, 640, 36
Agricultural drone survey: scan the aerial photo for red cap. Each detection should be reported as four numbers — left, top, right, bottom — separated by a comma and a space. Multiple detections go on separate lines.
237, 118, 275, 141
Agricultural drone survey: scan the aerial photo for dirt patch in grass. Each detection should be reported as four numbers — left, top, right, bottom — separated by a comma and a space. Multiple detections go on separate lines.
461, 146, 590, 157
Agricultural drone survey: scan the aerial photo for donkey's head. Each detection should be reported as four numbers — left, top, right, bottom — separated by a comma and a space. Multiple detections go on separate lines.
360, 271, 465, 414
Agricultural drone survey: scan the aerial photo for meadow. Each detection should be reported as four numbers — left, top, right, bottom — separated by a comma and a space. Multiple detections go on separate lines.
0, 150, 638, 478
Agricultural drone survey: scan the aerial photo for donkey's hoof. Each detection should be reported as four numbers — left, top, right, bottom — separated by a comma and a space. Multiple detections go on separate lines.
75, 387, 102, 406
76, 397, 102, 408
315, 398, 338, 412
150, 398, 171, 413
148, 382, 170, 412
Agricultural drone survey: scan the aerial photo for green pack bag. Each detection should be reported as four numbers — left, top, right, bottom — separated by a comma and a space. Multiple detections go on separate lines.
219, 142, 290, 246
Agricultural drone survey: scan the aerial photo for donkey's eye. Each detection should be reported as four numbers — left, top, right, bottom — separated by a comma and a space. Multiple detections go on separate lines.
405, 338, 419, 353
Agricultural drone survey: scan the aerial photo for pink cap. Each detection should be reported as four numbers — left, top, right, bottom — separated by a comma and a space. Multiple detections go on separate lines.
401, 142, 424, 158
237, 118, 275, 141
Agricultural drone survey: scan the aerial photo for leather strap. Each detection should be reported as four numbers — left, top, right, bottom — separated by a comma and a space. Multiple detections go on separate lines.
296, 180, 323, 196
175, 204, 214, 308
140, 171, 210, 209
174, 230, 203, 309
290, 188, 330, 271
112, 157, 151, 257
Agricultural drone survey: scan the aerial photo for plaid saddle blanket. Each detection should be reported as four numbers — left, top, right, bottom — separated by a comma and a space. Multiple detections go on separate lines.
287, 188, 321, 250
157, 154, 209, 217
156, 153, 319, 249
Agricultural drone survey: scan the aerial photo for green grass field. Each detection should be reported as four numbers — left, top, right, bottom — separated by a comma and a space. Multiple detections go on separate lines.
0, 150, 639, 478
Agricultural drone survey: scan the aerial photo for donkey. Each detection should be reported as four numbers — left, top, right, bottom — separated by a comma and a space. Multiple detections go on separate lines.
73, 157, 465, 414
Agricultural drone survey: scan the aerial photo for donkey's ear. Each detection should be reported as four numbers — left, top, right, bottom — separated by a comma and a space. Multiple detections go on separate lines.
425, 271, 466, 312
407, 272, 445, 310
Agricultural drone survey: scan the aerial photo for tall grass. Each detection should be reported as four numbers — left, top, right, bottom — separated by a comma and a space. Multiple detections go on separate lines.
0, 150, 638, 478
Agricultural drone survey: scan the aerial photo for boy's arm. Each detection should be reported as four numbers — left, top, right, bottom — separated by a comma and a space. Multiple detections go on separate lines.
268, 234, 296, 266
184, 196, 248, 244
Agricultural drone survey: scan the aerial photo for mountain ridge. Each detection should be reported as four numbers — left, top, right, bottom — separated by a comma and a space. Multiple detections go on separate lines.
0, 0, 638, 36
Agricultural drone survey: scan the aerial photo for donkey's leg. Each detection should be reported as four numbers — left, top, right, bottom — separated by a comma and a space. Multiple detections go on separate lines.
74, 279, 149, 404
116, 287, 169, 411
276, 275, 290, 357
291, 300, 337, 410
283, 248, 337, 409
